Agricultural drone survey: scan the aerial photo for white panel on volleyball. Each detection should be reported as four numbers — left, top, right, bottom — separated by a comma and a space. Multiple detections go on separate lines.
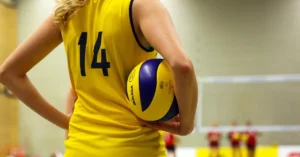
195, 74, 300, 133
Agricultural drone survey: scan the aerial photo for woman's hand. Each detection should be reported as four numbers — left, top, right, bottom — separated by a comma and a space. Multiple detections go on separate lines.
65, 113, 72, 139
141, 115, 191, 136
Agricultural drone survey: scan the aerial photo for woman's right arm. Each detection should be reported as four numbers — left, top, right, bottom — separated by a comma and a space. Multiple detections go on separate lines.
134, 0, 198, 135
0, 15, 69, 129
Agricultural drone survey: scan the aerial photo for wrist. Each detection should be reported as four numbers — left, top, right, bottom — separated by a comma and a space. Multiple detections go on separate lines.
57, 113, 69, 130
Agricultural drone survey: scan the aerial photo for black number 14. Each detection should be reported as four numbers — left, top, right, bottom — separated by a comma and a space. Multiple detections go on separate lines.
78, 32, 111, 76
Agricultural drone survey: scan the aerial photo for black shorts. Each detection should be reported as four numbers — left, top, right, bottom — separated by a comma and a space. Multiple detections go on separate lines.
166, 145, 176, 151
247, 145, 256, 151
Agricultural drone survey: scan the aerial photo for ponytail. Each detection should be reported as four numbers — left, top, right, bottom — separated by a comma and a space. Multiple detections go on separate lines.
54, 0, 89, 27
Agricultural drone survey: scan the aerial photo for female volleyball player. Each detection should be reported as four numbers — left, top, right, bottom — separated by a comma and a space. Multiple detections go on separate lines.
228, 121, 242, 157
0, 0, 198, 156
163, 131, 179, 157
244, 121, 260, 157
207, 122, 221, 157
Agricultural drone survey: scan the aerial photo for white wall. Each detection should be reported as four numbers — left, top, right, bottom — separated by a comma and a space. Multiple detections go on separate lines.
163, 0, 300, 76
17, 0, 69, 156
161, 0, 300, 147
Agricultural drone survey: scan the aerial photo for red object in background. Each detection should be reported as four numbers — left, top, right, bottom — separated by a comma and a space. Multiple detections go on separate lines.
164, 132, 175, 146
244, 131, 257, 146
208, 131, 221, 147
228, 131, 241, 146
9, 146, 25, 157
289, 152, 300, 157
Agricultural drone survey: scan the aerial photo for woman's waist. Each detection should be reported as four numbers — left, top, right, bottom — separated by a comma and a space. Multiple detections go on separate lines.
67, 118, 164, 146
64, 139, 167, 157
73, 96, 138, 123
70, 106, 142, 130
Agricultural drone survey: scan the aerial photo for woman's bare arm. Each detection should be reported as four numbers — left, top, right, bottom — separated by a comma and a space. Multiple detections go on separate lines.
134, 0, 198, 135
0, 14, 69, 129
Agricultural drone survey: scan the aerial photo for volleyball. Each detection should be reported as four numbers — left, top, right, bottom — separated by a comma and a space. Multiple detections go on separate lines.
126, 59, 179, 122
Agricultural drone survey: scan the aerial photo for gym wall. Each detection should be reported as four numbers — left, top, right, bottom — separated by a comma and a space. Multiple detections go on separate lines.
0, 3, 18, 156
164, 0, 300, 147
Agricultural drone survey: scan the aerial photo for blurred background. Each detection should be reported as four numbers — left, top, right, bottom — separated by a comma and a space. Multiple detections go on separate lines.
1, 0, 300, 156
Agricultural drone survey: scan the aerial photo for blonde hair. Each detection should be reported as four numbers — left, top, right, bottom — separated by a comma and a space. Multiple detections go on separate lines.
54, 0, 89, 27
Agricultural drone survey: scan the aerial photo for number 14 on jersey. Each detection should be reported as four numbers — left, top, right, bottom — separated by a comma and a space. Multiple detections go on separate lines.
78, 32, 111, 77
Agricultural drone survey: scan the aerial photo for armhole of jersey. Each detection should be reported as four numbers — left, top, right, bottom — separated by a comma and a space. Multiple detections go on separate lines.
129, 0, 154, 53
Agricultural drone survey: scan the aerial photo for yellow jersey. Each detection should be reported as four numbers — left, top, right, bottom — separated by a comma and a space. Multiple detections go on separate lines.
61, 0, 166, 156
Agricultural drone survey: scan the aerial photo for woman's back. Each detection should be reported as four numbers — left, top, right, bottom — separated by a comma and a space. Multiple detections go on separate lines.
61, 0, 165, 156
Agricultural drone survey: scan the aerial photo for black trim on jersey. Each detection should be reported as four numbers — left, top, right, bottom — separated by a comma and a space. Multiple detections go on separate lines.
125, 82, 129, 100
129, 0, 154, 52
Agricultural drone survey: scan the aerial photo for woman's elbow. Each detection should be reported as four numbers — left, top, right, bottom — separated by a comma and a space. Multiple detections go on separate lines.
180, 123, 195, 136
0, 68, 8, 84
0, 67, 17, 84
170, 58, 194, 75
